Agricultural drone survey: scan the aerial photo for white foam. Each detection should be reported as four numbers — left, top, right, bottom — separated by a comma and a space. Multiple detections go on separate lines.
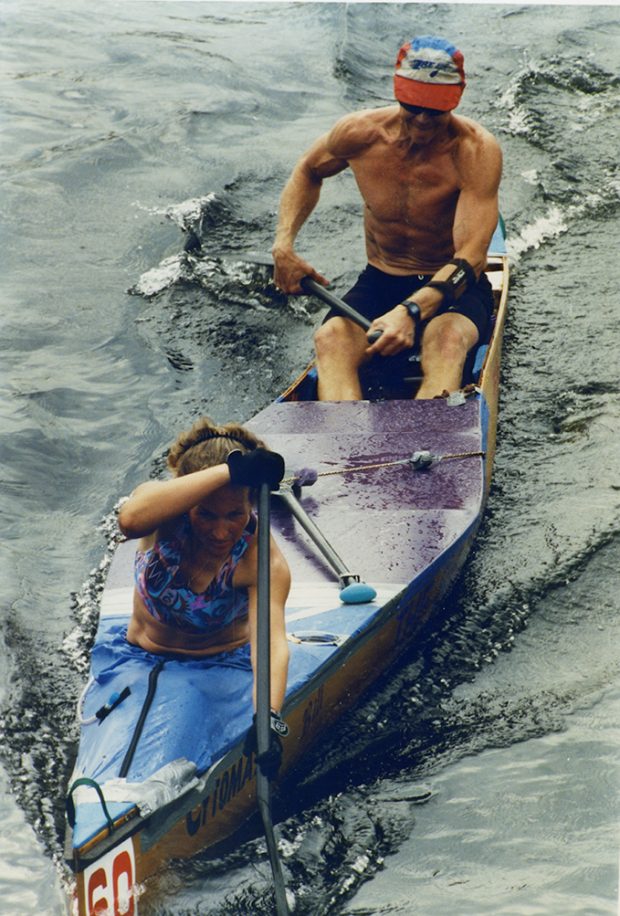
508, 184, 618, 262
131, 253, 186, 298
130, 192, 226, 296
496, 64, 536, 139
507, 206, 568, 260
133, 192, 218, 230
521, 169, 539, 186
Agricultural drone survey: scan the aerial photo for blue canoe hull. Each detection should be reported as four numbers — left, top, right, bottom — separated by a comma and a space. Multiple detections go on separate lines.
65, 244, 508, 914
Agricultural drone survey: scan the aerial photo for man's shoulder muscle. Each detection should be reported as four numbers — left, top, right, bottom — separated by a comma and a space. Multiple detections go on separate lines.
327, 107, 392, 159
453, 116, 502, 187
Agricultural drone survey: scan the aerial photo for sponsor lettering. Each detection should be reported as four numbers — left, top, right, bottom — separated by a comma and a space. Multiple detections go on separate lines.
83, 837, 136, 915
301, 685, 324, 738
186, 752, 255, 837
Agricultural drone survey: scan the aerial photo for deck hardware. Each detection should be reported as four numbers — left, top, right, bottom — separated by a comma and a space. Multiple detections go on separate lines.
275, 487, 377, 604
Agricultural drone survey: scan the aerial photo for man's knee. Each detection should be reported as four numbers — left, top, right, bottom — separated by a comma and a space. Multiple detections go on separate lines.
423, 318, 478, 363
314, 317, 364, 362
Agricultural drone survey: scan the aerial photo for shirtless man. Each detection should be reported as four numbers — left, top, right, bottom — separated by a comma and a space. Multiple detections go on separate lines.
272, 35, 502, 400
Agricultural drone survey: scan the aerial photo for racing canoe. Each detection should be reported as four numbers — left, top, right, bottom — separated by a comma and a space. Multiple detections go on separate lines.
65, 224, 509, 914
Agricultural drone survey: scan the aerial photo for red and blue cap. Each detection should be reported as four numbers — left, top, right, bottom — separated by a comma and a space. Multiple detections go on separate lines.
394, 36, 466, 111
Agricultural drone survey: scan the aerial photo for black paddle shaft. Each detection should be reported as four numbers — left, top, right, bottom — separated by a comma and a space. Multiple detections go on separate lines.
256, 484, 291, 916
300, 276, 382, 343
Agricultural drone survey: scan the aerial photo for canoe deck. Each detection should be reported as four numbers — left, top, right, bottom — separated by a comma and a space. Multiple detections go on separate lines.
249, 397, 487, 587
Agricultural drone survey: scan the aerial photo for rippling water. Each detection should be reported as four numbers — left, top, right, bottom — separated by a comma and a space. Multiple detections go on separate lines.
1, 2, 619, 914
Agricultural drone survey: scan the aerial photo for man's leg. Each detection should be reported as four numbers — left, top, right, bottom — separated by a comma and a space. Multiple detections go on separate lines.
314, 316, 369, 400
415, 312, 479, 400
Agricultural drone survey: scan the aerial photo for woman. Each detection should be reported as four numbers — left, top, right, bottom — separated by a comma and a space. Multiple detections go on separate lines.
117, 416, 290, 763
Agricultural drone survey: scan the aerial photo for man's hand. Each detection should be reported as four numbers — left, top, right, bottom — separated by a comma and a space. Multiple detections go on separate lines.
365, 304, 417, 357
272, 247, 329, 295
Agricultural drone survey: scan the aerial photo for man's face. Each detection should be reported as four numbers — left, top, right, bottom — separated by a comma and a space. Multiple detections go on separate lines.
398, 101, 451, 143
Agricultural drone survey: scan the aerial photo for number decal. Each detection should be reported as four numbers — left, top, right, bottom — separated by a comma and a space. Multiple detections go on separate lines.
84, 837, 137, 915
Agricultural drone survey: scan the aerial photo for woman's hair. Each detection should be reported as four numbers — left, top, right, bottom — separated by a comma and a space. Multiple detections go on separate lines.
167, 416, 266, 477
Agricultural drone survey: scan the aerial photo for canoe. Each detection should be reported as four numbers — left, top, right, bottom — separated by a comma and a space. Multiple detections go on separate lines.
64, 224, 509, 914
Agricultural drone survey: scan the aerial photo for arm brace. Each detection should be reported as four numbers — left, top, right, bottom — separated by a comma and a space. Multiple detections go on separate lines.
425, 258, 477, 305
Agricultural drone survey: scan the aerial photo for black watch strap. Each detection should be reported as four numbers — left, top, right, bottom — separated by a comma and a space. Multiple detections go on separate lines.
402, 300, 421, 324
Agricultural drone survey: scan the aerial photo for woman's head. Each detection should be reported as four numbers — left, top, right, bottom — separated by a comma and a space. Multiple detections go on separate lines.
168, 418, 266, 549
167, 416, 266, 477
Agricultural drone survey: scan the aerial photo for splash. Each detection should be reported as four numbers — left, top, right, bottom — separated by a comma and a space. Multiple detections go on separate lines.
508, 180, 619, 262
133, 192, 220, 231
62, 504, 125, 676
507, 206, 568, 260
129, 253, 190, 298
497, 52, 620, 145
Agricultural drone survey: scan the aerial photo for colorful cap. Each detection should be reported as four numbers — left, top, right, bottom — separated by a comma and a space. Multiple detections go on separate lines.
394, 36, 465, 111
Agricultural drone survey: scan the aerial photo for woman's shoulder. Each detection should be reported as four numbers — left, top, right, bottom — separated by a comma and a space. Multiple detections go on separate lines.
136, 514, 190, 556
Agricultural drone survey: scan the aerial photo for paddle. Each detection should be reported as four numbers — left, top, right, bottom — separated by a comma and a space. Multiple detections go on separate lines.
182, 234, 381, 344
256, 482, 291, 916
299, 276, 381, 340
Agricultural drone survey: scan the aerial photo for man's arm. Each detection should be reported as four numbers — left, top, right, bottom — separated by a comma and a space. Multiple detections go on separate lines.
272, 119, 355, 293
451, 131, 503, 275
403, 131, 502, 318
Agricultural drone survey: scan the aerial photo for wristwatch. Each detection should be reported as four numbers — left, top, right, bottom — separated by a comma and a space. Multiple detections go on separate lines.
401, 300, 421, 325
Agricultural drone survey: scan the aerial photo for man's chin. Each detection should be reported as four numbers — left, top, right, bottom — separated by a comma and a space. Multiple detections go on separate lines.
409, 126, 437, 143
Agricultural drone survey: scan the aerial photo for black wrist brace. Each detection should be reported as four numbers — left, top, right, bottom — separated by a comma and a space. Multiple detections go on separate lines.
425, 258, 477, 304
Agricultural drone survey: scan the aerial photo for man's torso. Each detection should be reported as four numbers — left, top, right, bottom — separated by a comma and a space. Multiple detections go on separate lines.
335, 107, 483, 274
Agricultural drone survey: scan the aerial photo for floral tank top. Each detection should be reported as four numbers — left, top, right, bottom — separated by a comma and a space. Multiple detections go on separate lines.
134, 513, 256, 635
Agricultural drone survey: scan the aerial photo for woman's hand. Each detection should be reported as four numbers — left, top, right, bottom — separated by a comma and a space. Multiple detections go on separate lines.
243, 710, 289, 780
227, 448, 285, 490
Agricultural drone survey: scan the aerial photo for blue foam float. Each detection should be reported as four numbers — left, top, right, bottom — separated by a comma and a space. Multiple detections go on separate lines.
339, 582, 377, 604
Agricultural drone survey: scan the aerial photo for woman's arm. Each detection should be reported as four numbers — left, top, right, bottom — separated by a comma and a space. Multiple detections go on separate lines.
247, 536, 291, 713
118, 464, 231, 539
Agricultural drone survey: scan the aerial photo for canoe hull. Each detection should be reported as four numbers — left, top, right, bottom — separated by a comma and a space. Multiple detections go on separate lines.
66, 244, 509, 914
70, 503, 481, 914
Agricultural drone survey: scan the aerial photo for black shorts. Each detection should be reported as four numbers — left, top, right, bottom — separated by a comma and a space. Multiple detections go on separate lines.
327, 264, 494, 344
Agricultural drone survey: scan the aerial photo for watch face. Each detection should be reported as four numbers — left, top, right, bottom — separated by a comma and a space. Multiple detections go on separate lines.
407, 302, 420, 319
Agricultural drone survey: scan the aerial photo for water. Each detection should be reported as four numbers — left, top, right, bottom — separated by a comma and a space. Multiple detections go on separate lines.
1, 2, 619, 913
